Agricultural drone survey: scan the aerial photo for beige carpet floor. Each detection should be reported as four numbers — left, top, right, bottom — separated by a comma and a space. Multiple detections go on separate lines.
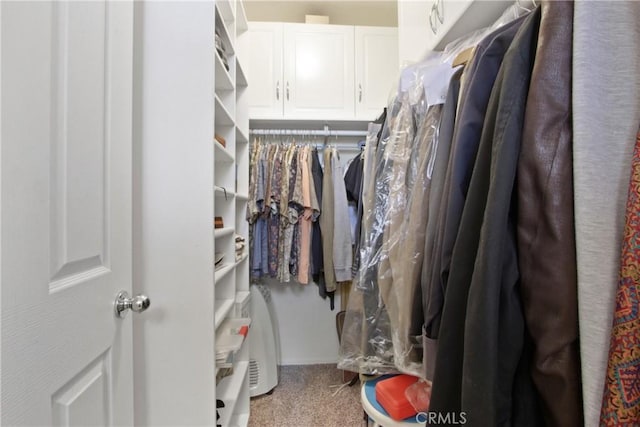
248, 364, 364, 427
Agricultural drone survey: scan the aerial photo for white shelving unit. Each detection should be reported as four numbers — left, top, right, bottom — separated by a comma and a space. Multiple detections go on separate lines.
214, 0, 251, 425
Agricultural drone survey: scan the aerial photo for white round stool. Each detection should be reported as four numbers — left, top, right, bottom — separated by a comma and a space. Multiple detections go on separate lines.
361, 376, 426, 427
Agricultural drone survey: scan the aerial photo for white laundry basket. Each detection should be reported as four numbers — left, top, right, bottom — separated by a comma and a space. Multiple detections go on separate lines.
248, 283, 279, 396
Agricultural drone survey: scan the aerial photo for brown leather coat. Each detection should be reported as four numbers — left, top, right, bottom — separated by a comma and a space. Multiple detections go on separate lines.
517, 2, 583, 426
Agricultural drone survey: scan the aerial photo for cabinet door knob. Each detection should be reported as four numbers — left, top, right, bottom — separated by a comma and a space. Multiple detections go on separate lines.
276, 81, 280, 100
286, 82, 290, 101
359, 84, 363, 103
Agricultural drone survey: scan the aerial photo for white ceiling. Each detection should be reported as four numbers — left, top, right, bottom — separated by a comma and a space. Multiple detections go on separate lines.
244, 0, 398, 27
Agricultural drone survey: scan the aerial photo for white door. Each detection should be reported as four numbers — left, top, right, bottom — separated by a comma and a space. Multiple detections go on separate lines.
355, 26, 399, 121
1, 1, 135, 425
248, 22, 283, 119
283, 23, 355, 119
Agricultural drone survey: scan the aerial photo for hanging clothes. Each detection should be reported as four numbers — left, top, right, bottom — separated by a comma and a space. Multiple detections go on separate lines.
249, 143, 269, 278
310, 149, 324, 282
516, 2, 582, 426
338, 118, 391, 374
600, 127, 640, 426
248, 140, 353, 304
338, 3, 567, 423
432, 10, 542, 426
332, 1, 640, 425
297, 146, 313, 285
422, 13, 528, 357
331, 149, 353, 283
339, 77, 446, 376
320, 148, 337, 291
573, 3, 640, 425
418, 67, 462, 381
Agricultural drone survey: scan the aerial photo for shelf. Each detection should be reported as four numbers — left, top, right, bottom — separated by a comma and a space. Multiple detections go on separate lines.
235, 290, 250, 305
235, 1, 248, 34
215, 95, 235, 127
217, 361, 250, 427
214, 298, 235, 330
215, 4, 235, 55
215, 264, 235, 283
215, 186, 235, 199
216, 317, 250, 356
236, 126, 249, 144
213, 0, 249, 421
235, 253, 248, 265
215, 141, 235, 163
230, 413, 249, 427
215, 52, 234, 93
216, 0, 234, 23
235, 290, 250, 317
214, 227, 235, 238
236, 57, 247, 88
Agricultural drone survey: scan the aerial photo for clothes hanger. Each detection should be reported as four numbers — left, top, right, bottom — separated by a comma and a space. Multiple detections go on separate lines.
515, 0, 531, 13
452, 47, 475, 68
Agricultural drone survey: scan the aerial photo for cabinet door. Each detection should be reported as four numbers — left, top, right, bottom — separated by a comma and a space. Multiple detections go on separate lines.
283, 24, 355, 119
248, 22, 283, 118
355, 26, 399, 120
398, 0, 434, 63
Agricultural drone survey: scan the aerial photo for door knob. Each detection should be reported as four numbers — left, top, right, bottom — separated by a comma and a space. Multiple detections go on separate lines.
114, 291, 150, 318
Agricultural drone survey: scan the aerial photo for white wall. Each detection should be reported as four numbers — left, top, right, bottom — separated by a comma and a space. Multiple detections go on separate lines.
266, 279, 342, 365
245, 0, 397, 26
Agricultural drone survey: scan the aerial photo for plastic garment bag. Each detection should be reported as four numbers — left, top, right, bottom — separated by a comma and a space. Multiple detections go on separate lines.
338, 97, 405, 375
338, 65, 443, 376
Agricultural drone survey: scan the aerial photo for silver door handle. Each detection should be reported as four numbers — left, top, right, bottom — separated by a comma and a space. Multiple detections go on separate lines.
436, 0, 444, 23
114, 291, 150, 318
429, 5, 438, 34
359, 84, 363, 103
286, 82, 290, 101
276, 81, 280, 100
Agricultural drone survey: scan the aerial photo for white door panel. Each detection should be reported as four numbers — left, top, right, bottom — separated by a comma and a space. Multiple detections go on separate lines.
248, 22, 283, 118
355, 27, 398, 120
1, 1, 134, 425
283, 24, 354, 119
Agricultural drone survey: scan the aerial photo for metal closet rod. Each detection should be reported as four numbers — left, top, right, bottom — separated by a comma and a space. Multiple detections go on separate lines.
249, 128, 368, 137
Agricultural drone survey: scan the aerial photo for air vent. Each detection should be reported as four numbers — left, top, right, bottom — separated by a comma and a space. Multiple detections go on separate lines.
249, 359, 260, 388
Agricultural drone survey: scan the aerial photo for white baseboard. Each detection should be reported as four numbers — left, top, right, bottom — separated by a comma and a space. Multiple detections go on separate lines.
279, 358, 338, 366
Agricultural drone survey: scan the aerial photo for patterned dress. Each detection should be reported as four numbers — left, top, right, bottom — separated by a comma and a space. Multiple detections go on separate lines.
601, 128, 640, 426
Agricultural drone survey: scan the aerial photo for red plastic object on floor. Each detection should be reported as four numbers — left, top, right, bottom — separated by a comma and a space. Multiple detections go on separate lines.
375, 374, 420, 421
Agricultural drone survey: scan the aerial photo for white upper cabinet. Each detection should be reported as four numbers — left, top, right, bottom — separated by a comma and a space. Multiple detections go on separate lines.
248, 22, 398, 121
425, 0, 513, 51
283, 24, 354, 119
248, 22, 283, 118
355, 26, 398, 120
